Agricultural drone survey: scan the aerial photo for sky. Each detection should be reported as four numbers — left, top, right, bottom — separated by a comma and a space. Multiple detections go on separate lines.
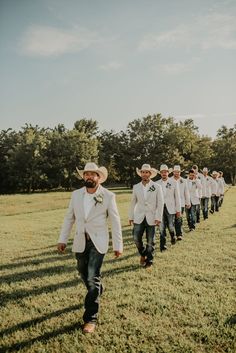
0, 0, 236, 138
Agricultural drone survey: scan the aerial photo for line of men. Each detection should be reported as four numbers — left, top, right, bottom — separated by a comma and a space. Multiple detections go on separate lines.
57, 162, 226, 333
129, 163, 226, 269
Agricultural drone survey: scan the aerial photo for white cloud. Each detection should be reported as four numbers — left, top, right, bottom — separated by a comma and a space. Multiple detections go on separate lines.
99, 61, 123, 71
160, 63, 191, 75
20, 25, 100, 57
138, 12, 236, 51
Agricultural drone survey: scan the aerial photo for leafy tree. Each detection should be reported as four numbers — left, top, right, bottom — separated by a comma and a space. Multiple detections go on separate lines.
211, 125, 236, 185
74, 118, 99, 137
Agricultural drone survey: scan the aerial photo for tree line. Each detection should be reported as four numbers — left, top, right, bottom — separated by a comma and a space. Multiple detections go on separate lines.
0, 114, 235, 193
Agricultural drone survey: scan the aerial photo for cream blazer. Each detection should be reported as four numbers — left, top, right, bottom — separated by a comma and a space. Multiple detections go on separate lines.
58, 186, 123, 254
156, 178, 181, 214
128, 180, 164, 225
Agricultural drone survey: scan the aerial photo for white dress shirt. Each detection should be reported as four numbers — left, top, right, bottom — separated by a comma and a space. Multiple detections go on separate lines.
83, 191, 95, 219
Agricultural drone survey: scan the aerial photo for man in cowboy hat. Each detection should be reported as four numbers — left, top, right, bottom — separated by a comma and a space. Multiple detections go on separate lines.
218, 171, 226, 207
129, 164, 164, 269
199, 167, 213, 219
156, 164, 181, 251
210, 171, 224, 213
192, 165, 202, 223
170, 165, 191, 240
58, 162, 123, 333
186, 169, 202, 231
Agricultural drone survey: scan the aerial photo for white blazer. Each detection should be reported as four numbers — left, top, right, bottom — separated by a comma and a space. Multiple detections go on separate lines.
199, 175, 213, 198
170, 176, 190, 208
128, 180, 164, 225
58, 186, 123, 254
187, 178, 202, 205
156, 178, 181, 214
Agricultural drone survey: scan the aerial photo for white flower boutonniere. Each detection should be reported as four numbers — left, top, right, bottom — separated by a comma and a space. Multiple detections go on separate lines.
166, 182, 172, 189
94, 194, 103, 206
148, 185, 156, 192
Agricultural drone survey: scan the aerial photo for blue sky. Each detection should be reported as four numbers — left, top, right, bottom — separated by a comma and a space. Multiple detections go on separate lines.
0, 0, 236, 137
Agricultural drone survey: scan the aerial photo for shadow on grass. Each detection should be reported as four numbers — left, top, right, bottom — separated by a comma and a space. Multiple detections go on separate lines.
0, 253, 74, 271
1, 264, 75, 284
0, 304, 83, 338
0, 278, 80, 306
225, 314, 236, 326
1, 262, 140, 306
224, 224, 236, 229
0, 322, 83, 353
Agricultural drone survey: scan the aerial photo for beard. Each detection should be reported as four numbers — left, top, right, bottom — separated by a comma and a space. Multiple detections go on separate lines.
84, 179, 97, 188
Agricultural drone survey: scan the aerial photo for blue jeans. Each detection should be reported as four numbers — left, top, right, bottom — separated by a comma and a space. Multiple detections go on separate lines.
201, 197, 209, 219
75, 238, 105, 324
133, 217, 155, 264
175, 206, 185, 236
186, 204, 197, 230
159, 205, 175, 250
196, 204, 200, 222
211, 196, 219, 212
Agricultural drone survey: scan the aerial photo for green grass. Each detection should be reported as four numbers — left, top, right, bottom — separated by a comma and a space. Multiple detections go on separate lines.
0, 188, 235, 353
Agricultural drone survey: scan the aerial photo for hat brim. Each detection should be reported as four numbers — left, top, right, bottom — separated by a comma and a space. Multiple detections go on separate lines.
76, 166, 108, 183
136, 167, 158, 179
158, 168, 173, 174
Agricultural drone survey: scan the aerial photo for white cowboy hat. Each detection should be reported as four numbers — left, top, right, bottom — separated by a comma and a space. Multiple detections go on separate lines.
202, 167, 209, 173
159, 164, 173, 173
173, 165, 184, 172
211, 170, 218, 177
76, 162, 108, 183
136, 164, 158, 179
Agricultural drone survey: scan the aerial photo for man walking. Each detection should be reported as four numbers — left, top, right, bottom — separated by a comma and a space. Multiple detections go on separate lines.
186, 169, 202, 231
199, 167, 213, 220
171, 165, 191, 240
156, 164, 181, 251
58, 162, 123, 333
129, 164, 164, 269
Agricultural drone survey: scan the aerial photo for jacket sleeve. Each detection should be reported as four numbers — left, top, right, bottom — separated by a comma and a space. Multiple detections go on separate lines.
128, 187, 137, 220
184, 180, 191, 206
58, 195, 75, 244
108, 193, 123, 253
174, 182, 181, 213
155, 185, 164, 222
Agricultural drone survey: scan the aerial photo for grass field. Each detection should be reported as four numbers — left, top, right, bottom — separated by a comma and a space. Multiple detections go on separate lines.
0, 187, 235, 353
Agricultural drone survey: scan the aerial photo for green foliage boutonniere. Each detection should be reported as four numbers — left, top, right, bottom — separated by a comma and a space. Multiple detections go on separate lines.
148, 185, 156, 192
94, 194, 103, 206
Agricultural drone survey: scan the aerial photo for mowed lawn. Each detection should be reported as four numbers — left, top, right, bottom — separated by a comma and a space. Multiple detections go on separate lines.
0, 187, 235, 353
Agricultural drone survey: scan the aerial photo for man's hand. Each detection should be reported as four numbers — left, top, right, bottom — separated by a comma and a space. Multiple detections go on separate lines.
114, 251, 122, 258
129, 220, 133, 226
155, 220, 161, 226
186, 204, 191, 209
176, 212, 181, 218
57, 243, 66, 253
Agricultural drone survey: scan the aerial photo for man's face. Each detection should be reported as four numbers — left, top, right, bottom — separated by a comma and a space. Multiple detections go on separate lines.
189, 172, 195, 180
173, 170, 180, 179
160, 170, 169, 180
141, 170, 151, 182
83, 171, 100, 188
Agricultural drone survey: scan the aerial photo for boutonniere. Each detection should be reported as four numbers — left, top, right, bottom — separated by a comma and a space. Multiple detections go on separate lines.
94, 194, 103, 206
192, 181, 196, 186
206, 177, 209, 181
180, 179, 183, 184
166, 182, 172, 189
148, 185, 156, 192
